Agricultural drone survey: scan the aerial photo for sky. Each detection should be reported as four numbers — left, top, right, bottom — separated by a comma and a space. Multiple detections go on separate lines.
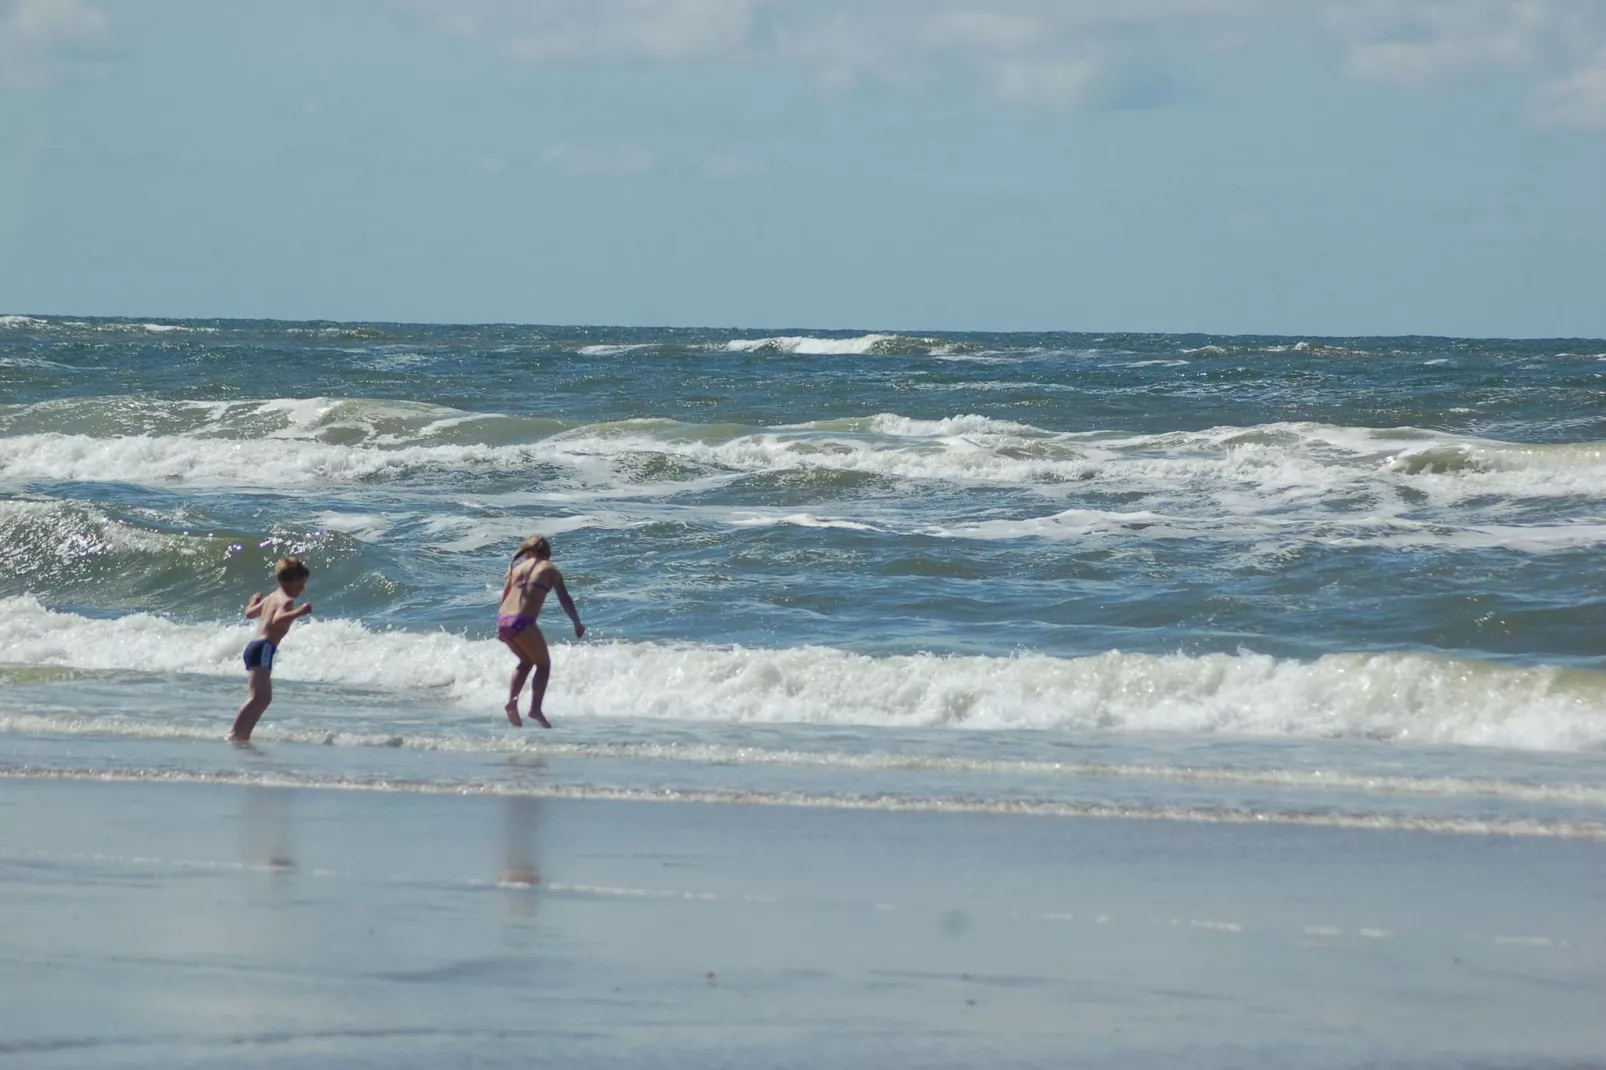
2, 0, 1604, 337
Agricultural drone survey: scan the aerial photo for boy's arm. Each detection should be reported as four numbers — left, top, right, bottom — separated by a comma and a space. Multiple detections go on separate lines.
554, 572, 584, 638
293, 601, 313, 619
244, 592, 265, 619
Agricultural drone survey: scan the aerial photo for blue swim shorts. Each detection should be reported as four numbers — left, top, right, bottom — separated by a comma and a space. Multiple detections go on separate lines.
242, 638, 277, 672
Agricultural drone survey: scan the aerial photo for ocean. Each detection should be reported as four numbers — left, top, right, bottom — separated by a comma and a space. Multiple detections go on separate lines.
4, 314, 1606, 835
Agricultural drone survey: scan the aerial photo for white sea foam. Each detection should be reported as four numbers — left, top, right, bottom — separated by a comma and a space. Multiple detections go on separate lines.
934, 507, 1606, 552
0, 432, 530, 486
420, 510, 614, 554
0, 356, 73, 370
723, 334, 934, 356
577, 343, 658, 356
727, 513, 885, 532
3, 597, 1604, 752
315, 511, 395, 541
938, 508, 1206, 542
0, 315, 48, 329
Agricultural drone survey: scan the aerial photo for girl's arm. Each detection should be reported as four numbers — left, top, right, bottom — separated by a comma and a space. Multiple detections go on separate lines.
554, 573, 584, 638
244, 592, 265, 619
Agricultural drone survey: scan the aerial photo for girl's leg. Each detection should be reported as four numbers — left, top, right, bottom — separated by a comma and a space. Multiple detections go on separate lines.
229, 670, 272, 742
501, 640, 532, 726
516, 629, 553, 728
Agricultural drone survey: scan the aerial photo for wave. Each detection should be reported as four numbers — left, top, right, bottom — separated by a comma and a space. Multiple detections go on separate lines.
284, 325, 391, 340
0, 396, 551, 444
0, 432, 533, 486
135, 322, 219, 333
0, 499, 373, 611
5, 401, 1606, 511
723, 333, 952, 356
3, 597, 1604, 751
0, 499, 197, 574
0, 317, 221, 334
933, 507, 1606, 552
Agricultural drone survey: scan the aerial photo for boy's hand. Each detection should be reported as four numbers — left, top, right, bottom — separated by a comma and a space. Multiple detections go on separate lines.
247, 592, 263, 607
299, 602, 313, 617
574, 622, 586, 639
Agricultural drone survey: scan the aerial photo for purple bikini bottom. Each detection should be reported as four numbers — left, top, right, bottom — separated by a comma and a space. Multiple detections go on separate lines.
497, 614, 537, 642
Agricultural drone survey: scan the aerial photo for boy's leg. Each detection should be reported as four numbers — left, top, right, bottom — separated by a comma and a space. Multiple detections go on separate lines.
229, 669, 272, 742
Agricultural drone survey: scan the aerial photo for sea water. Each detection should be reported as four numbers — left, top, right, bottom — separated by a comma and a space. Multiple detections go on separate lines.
3, 315, 1606, 833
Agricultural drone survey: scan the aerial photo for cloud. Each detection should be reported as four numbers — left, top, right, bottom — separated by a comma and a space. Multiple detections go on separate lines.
403, 0, 1606, 121
919, 11, 1045, 53
0, 0, 107, 88
414, 0, 752, 60
1532, 49, 1606, 128
540, 143, 655, 176
1324, 0, 1548, 85
992, 58, 1100, 109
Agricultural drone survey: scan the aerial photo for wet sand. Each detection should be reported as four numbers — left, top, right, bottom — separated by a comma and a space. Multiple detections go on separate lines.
2, 775, 1604, 1068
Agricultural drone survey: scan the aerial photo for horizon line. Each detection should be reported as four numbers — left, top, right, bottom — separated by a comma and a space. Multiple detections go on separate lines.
4, 310, 1602, 345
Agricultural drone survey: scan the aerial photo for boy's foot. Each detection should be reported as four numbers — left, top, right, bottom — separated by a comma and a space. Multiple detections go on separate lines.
504, 701, 523, 727
529, 709, 552, 729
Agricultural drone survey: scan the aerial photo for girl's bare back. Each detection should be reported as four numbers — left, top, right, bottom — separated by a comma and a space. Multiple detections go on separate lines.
498, 559, 558, 619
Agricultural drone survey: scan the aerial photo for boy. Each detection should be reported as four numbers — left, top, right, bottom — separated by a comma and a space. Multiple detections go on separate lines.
229, 557, 312, 743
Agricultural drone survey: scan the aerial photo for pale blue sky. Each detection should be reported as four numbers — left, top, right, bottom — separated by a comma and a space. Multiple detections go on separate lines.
3, 0, 1604, 336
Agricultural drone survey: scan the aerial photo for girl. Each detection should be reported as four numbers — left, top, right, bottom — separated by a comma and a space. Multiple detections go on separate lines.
496, 534, 584, 727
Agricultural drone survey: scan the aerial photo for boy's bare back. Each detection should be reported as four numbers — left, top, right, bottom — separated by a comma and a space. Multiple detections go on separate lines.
247, 587, 312, 645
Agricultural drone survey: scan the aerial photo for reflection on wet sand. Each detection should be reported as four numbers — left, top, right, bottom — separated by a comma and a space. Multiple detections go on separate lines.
500, 794, 541, 889
241, 786, 296, 892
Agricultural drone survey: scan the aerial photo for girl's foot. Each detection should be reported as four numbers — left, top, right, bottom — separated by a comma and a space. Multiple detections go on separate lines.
504, 701, 523, 727
529, 709, 552, 729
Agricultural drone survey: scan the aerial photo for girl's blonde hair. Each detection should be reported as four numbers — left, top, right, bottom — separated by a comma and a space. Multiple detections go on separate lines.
512, 534, 551, 564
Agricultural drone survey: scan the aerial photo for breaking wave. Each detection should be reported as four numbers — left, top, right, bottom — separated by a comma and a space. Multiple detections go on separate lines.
4, 400, 1606, 515
3, 597, 1605, 751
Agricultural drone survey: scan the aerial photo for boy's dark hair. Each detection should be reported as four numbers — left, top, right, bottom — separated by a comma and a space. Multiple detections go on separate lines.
275, 557, 310, 585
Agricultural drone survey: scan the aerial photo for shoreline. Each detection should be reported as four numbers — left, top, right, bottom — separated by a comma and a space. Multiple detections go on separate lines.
8, 766, 1606, 841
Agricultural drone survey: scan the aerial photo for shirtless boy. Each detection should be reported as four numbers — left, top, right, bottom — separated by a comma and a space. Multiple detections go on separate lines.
497, 534, 584, 728
228, 557, 312, 743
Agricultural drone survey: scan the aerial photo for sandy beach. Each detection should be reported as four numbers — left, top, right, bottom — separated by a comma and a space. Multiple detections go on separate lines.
3, 774, 1603, 1069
